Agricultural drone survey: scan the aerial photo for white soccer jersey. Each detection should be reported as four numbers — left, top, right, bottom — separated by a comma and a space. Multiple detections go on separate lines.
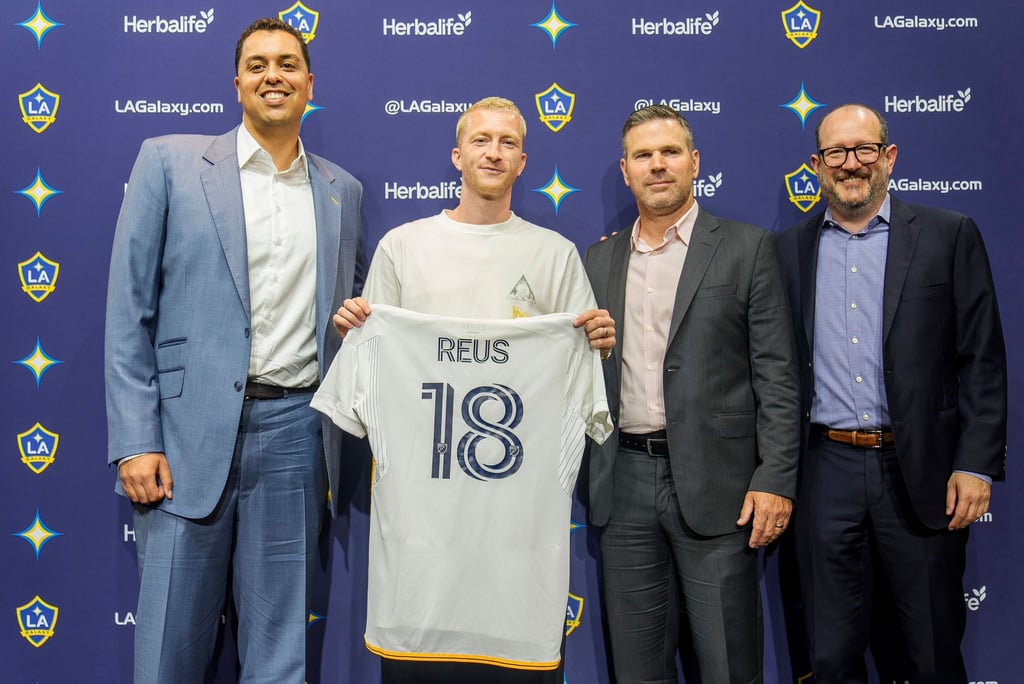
312, 304, 611, 669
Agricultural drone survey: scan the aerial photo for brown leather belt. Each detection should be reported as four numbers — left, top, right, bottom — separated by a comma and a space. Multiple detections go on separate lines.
619, 430, 669, 457
244, 381, 318, 400
813, 424, 894, 449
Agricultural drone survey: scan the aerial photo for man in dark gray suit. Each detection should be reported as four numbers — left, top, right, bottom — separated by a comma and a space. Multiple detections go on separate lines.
583, 105, 800, 683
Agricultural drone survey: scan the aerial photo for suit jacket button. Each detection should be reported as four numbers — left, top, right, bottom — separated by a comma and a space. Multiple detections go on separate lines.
234, 381, 243, 391
244, 327, 250, 338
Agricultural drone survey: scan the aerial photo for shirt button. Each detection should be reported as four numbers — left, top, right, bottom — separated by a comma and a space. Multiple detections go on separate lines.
647, 326, 653, 332
850, 302, 858, 309
648, 364, 654, 370
852, 337, 859, 344
862, 413, 870, 421
851, 266, 858, 273
647, 287, 654, 293
856, 375, 863, 383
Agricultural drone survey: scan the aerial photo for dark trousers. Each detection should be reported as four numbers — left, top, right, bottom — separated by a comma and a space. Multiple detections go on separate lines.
796, 435, 968, 683
600, 448, 762, 684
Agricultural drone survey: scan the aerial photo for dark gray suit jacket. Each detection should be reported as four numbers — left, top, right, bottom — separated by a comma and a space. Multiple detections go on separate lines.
584, 208, 800, 536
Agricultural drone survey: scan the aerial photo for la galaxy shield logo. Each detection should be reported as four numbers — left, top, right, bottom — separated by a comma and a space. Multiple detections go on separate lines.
19, 252, 60, 303
17, 595, 59, 647
785, 163, 821, 213
565, 593, 584, 636
18, 422, 60, 474
535, 83, 576, 133
279, 1, 319, 44
781, 1, 821, 49
19, 83, 60, 133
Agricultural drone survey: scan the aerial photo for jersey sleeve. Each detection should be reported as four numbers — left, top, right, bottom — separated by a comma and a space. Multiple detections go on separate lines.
580, 347, 612, 444
310, 329, 368, 439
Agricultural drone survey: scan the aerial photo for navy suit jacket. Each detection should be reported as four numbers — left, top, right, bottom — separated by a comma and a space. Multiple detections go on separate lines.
777, 194, 1007, 529
105, 127, 367, 518
584, 209, 800, 536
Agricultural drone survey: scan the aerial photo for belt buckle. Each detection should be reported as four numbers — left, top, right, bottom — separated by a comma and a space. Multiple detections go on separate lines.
858, 430, 885, 449
646, 438, 666, 456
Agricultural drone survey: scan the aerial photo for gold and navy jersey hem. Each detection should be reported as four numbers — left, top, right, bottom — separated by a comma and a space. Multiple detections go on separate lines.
366, 640, 560, 671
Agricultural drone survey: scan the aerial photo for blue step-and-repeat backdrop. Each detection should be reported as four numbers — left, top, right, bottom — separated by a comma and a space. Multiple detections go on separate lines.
4, 1, 1021, 682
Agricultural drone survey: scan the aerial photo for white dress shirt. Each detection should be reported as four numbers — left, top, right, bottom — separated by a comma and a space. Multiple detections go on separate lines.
237, 123, 319, 388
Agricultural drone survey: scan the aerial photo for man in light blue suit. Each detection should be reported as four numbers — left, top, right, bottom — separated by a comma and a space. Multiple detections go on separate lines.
104, 17, 366, 683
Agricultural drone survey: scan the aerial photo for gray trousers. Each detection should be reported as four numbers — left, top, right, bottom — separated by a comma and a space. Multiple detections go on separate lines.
600, 447, 762, 684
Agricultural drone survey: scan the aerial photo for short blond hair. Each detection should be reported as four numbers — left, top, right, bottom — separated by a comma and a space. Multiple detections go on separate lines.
455, 97, 527, 144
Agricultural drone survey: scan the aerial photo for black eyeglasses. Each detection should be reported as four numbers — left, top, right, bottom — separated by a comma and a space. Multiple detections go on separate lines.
816, 143, 888, 168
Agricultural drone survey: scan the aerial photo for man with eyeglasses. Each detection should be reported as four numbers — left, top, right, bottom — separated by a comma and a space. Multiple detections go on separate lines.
777, 103, 1007, 682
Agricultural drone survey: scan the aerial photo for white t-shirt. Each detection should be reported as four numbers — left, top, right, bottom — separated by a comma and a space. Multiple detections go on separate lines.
312, 305, 611, 668
362, 211, 598, 318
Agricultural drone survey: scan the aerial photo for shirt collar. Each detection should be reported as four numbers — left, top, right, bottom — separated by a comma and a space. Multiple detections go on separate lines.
236, 123, 309, 180
823, 193, 891, 234
630, 200, 699, 252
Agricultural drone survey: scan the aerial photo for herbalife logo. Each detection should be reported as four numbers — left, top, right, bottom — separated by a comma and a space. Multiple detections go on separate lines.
964, 585, 987, 611
384, 181, 461, 200
885, 87, 971, 113
632, 11, 720, 36
693, 173, 723, 198
384, 11, 472, 36
125, 8, 214, 33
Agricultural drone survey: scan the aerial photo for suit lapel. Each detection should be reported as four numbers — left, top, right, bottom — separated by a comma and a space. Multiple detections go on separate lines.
201, 128, 250, 317
667, 209, 721, 346
797, 213, 824, 353
309, 155, 340, 359
608, 232, 630, 386
882, 196, 920, 344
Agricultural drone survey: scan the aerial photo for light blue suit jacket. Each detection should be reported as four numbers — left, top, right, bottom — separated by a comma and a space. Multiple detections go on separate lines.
105, 127, 366, 519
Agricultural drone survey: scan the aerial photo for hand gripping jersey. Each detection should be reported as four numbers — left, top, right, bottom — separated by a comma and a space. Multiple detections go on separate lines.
312, 304, 611, 669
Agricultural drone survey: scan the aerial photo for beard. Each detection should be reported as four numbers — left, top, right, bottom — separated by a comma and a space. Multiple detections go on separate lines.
819, 167, 889, 217
638, 176, 691, 215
